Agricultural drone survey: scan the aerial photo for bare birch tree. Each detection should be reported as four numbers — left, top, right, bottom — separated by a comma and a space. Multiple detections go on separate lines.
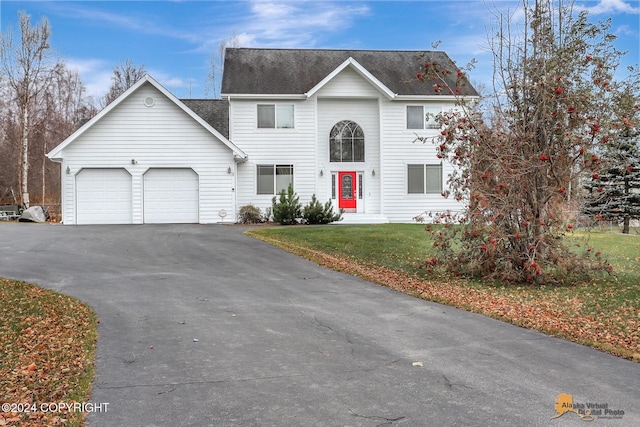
0, 12, 53, 208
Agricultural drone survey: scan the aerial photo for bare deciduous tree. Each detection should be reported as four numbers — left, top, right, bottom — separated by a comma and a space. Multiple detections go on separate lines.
1, 13, 97, 211
205, 34, 241, 98
416, 0, 640, 284
1, 12, 53, 208
36, 63, 97, 207
101, 59, 146, 107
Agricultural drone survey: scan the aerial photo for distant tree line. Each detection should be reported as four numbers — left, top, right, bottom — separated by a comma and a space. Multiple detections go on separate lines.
0, 12, 146, 209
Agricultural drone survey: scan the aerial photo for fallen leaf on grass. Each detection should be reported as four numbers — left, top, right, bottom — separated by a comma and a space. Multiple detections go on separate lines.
252, 236, 639, 361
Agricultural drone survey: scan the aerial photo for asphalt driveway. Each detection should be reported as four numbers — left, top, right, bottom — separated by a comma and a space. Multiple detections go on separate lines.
1, 223, 638, 426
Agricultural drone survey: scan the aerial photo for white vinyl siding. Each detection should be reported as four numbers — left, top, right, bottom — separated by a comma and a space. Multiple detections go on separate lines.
314, 66, 381, 98
231, 98, 315, 213
59, 82, 235, 224
380, 99, 463, 222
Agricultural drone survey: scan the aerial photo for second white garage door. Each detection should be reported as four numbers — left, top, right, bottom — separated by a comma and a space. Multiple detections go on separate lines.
144, 168, 199, 223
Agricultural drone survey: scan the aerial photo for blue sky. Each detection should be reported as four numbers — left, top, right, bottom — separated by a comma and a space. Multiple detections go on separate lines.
1, 0, 638, 100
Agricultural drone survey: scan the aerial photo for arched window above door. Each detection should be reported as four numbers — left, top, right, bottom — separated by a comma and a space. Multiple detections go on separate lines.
330, 120, 364, 162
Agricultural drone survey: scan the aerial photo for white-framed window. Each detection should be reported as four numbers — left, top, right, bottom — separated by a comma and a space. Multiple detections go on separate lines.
330, 120, 365, 162
407, 164, 443, 194
257, 165, 294, 195
257, 104, 295, 128
407, 106, 441, 130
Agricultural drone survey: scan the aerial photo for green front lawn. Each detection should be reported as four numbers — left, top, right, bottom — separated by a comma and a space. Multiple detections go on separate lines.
247, 224, 640, 361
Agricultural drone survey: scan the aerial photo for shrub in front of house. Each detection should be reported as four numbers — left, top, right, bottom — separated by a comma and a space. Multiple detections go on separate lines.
303, 194, 343, 224
272, 184, 302, 225
262, 207, 273, 223
237, 204, 264, 224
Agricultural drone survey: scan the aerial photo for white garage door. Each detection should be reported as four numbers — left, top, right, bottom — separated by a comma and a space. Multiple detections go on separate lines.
144, 168, 199, 223
76, 168, 132, 224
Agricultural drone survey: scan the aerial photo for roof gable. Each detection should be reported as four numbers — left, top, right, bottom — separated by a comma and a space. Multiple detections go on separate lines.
305, 57, 395, 99
221, 48, 479, 98
48, 75, 246, 161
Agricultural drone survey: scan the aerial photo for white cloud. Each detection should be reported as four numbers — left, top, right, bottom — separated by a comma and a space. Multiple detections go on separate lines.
616, 24, 637, 36
52, 3, 201, 44
145, 69, 201, 98
234, 32, 258, 47
581, 0, 640, 14
65, 58, 113, 101
163, 77, 190, 88
233, 0, 371, 47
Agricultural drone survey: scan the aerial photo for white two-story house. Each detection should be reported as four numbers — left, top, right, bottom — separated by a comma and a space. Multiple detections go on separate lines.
47, 48, 478, 224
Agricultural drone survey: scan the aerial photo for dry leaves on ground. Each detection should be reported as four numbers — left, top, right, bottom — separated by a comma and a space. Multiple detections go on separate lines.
256, 236, 639, 361
0, 278, 97, 427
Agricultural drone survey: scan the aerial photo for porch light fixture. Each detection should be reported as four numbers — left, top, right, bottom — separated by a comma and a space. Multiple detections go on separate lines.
66, 166, 70, 174
320, 169, 324, 177
371, 169, 376, 176
227, 166, 232, 174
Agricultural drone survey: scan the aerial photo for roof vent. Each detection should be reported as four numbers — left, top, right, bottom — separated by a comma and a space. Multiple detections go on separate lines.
144, 97, 155, 107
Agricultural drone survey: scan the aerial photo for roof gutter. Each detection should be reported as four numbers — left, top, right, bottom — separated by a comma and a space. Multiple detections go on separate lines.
221, 93, 307, 100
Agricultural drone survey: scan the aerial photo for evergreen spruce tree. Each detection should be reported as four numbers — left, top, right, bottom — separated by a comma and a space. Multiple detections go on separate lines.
582, 131, 640, 234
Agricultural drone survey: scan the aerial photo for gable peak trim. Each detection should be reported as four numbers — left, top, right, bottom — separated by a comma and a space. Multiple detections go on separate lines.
304, 57, 396, 99
48, 74, 246, 161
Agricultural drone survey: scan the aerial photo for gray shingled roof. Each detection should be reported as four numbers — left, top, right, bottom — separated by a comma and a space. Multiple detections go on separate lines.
221, 48, 479, 97
181, 99, 229, 139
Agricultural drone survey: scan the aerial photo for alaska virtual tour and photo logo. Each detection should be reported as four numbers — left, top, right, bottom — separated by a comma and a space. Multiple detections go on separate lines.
551, 393, 625, 421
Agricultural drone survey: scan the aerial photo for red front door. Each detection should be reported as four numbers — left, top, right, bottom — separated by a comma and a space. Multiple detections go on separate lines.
338, 171, 357, 210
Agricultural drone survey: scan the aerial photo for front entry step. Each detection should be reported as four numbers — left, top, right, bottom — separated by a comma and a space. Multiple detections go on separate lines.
333, 213, 389, 224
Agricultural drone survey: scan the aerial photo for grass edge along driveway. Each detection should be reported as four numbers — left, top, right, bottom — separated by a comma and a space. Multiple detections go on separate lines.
0, 278, 97, 427
246, 224, 639, 362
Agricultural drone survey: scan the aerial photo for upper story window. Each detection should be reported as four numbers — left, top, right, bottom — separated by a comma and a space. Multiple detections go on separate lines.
407, 106, 441, 130
330, 120, 364, 162
257, 104, 294, 128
